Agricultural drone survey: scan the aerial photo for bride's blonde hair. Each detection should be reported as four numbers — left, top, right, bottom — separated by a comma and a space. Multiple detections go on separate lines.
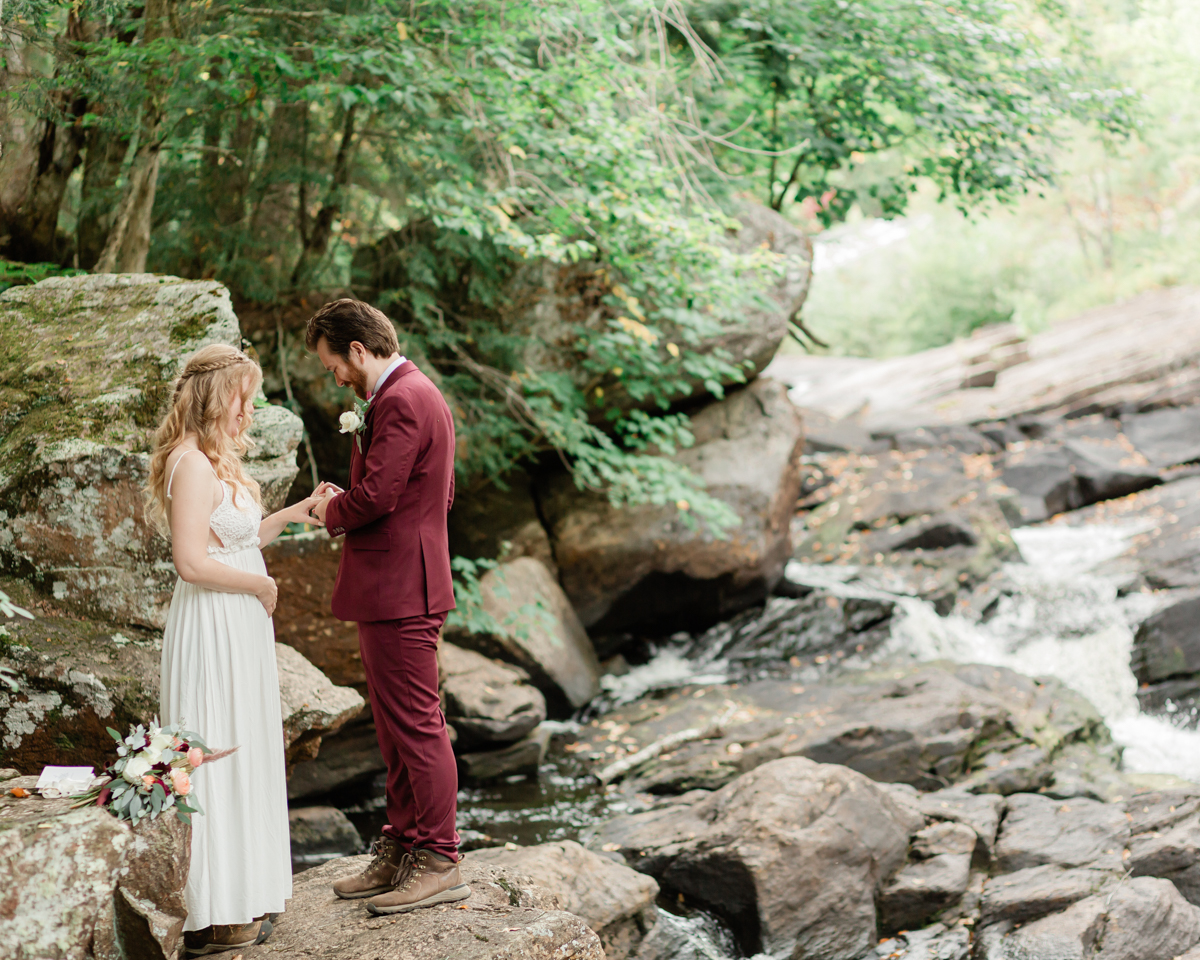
145, 344, 264, 535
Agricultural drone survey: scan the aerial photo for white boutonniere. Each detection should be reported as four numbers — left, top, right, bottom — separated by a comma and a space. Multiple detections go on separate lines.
339, 398, 369, 452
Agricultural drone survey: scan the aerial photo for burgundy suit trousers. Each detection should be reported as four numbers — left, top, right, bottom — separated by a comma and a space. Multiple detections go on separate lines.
357, 614, 459, 861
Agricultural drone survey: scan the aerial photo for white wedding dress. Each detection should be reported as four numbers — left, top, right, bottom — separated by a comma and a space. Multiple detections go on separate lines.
160, 453, 292, 930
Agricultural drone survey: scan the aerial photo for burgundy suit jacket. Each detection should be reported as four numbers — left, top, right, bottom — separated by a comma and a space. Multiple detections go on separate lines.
325, 360, 457, 622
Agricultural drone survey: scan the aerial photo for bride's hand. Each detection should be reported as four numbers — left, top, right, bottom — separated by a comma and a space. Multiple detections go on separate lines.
256, 576, 278, 616
284, 493, 326, 526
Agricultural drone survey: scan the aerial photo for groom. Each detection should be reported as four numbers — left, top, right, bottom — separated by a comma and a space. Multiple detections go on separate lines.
306, 299, 469, 915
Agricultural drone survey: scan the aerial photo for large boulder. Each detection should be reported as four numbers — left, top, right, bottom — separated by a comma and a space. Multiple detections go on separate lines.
1122, 404, 1200, 469
0, 577, 363, 775
998, 439, 1158, 525
1126, 788, 1200, 904
575, 662, 1112, 797
992, 793, 1130, 874
1132, 590, 1200, 686
978, 877, 1200, 960
445, 557, 601, 714
0, 274, 304, 629
792, 447, 1020, 611
438, 641, 547, 750
1088, 475, 1200, 591
591, 756, 923, 960
275, 642, 365, 767
540, 377, 805, 637
470, 841, 660, 960
0, 782, 189, 960
765, 285, 1200, 435
239, 854, 605, 960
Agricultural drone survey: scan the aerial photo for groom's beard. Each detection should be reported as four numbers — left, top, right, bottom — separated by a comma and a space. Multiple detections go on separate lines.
346, 367, 369, 400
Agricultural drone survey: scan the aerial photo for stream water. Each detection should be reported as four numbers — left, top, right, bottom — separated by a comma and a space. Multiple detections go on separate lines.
302, 517, 1199, 959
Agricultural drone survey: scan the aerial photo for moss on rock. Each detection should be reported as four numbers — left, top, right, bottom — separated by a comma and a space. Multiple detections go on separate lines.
0, 274, 302, 627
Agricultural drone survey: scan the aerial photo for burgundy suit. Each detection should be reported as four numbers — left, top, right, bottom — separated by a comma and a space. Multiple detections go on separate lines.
325, 360, 459, 860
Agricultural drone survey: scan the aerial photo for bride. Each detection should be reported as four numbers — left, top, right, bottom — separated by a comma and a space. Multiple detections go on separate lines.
145, 344, 325, 956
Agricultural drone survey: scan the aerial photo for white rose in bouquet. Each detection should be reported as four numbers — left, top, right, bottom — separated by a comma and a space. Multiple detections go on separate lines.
144, 731, 174, 764
122, 756, 151, 783
339, 410, 363, 434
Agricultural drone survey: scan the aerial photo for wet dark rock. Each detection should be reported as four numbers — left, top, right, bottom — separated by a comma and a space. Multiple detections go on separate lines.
687, 591, 895, 677
580, 663, 1115, 797
877, 822, 976, 932
869, 922, 971, 960
794, 449, 1020, 610
470, 841, 659, 960
1078, 476, 1200, 591
630, 907, 738, 960
979, 865, 1119, 925
541, 378, 805, 637
1123, 404, 1200, 468
1126, 789, 1200, 904
977, 877, 1200, 960
287, 718, 385, 801
917, 789, 1005, 856
999, 438, 1159, 525
445, 557, 601, 713
457, 725, 551, 783
438, 642, 547, 750
1132, 589, 1200, 685
447, 471, 558, 575
993, 793, 1130, 874
288, 806, 363, 862
591, 757, 923, 960
890, 425, 998, 455
1137, 677, 1200, 727
1000, 446, 1081, 523
960, 743, 1054, 796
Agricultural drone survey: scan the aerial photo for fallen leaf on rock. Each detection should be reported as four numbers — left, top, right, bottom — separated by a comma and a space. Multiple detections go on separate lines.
10, 788, 30, 798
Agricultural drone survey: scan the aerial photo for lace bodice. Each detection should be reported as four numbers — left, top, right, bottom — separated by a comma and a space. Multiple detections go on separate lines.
208, 481, 262, 555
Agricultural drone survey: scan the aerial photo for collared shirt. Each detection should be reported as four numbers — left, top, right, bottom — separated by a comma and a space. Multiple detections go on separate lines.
369, 355, 407, 400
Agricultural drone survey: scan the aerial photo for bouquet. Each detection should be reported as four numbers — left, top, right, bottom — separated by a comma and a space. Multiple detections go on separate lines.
73, 719, 236, 825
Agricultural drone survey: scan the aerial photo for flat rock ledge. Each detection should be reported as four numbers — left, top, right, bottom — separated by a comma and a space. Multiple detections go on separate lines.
241, 855, 603, 960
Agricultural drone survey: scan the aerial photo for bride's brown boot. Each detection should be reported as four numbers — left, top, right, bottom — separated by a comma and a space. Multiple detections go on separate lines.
366, 848, 470, 915
183, 921, 264, 956
332, 837, 407, 899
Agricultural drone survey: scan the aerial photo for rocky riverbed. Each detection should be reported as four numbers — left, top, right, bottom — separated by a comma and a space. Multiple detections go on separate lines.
6, 274, 1200, 959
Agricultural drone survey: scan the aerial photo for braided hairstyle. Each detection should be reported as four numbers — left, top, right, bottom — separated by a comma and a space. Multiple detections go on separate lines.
145, 344, 264, 536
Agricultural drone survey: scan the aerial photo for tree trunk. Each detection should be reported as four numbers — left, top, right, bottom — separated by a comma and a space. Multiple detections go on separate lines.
92, 0, 172, 275
77, 127, 131, 269
0, 17, 91, 264
290, 104, 359, 289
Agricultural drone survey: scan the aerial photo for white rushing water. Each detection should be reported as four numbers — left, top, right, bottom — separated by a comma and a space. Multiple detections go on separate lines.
884, 520, 1200, 781
608, 518, 1200, 782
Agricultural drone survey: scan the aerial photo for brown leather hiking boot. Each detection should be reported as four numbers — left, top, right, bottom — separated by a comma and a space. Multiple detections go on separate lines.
183, 921, 266, 956
332, 837, 406, 899
365, 848, 471, 915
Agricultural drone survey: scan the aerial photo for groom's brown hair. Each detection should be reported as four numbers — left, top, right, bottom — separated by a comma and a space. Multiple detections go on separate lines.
306, 298, 400, 359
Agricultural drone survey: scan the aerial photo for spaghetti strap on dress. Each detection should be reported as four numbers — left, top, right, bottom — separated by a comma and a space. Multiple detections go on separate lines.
160, 461, 292, 929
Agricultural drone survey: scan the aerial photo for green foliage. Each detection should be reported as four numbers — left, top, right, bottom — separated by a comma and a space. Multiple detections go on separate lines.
444, 556, 501, 636
0, 0, 1122, 537
800, 1, 1200, 358
0, 260, 86, 295
687, 0, 1135, 221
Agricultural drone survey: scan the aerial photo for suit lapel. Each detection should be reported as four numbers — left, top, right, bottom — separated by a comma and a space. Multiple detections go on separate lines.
358, 360, 417, 460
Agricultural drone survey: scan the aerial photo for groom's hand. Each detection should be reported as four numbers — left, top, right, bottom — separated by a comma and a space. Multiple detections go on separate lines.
312, 488, 338, 523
